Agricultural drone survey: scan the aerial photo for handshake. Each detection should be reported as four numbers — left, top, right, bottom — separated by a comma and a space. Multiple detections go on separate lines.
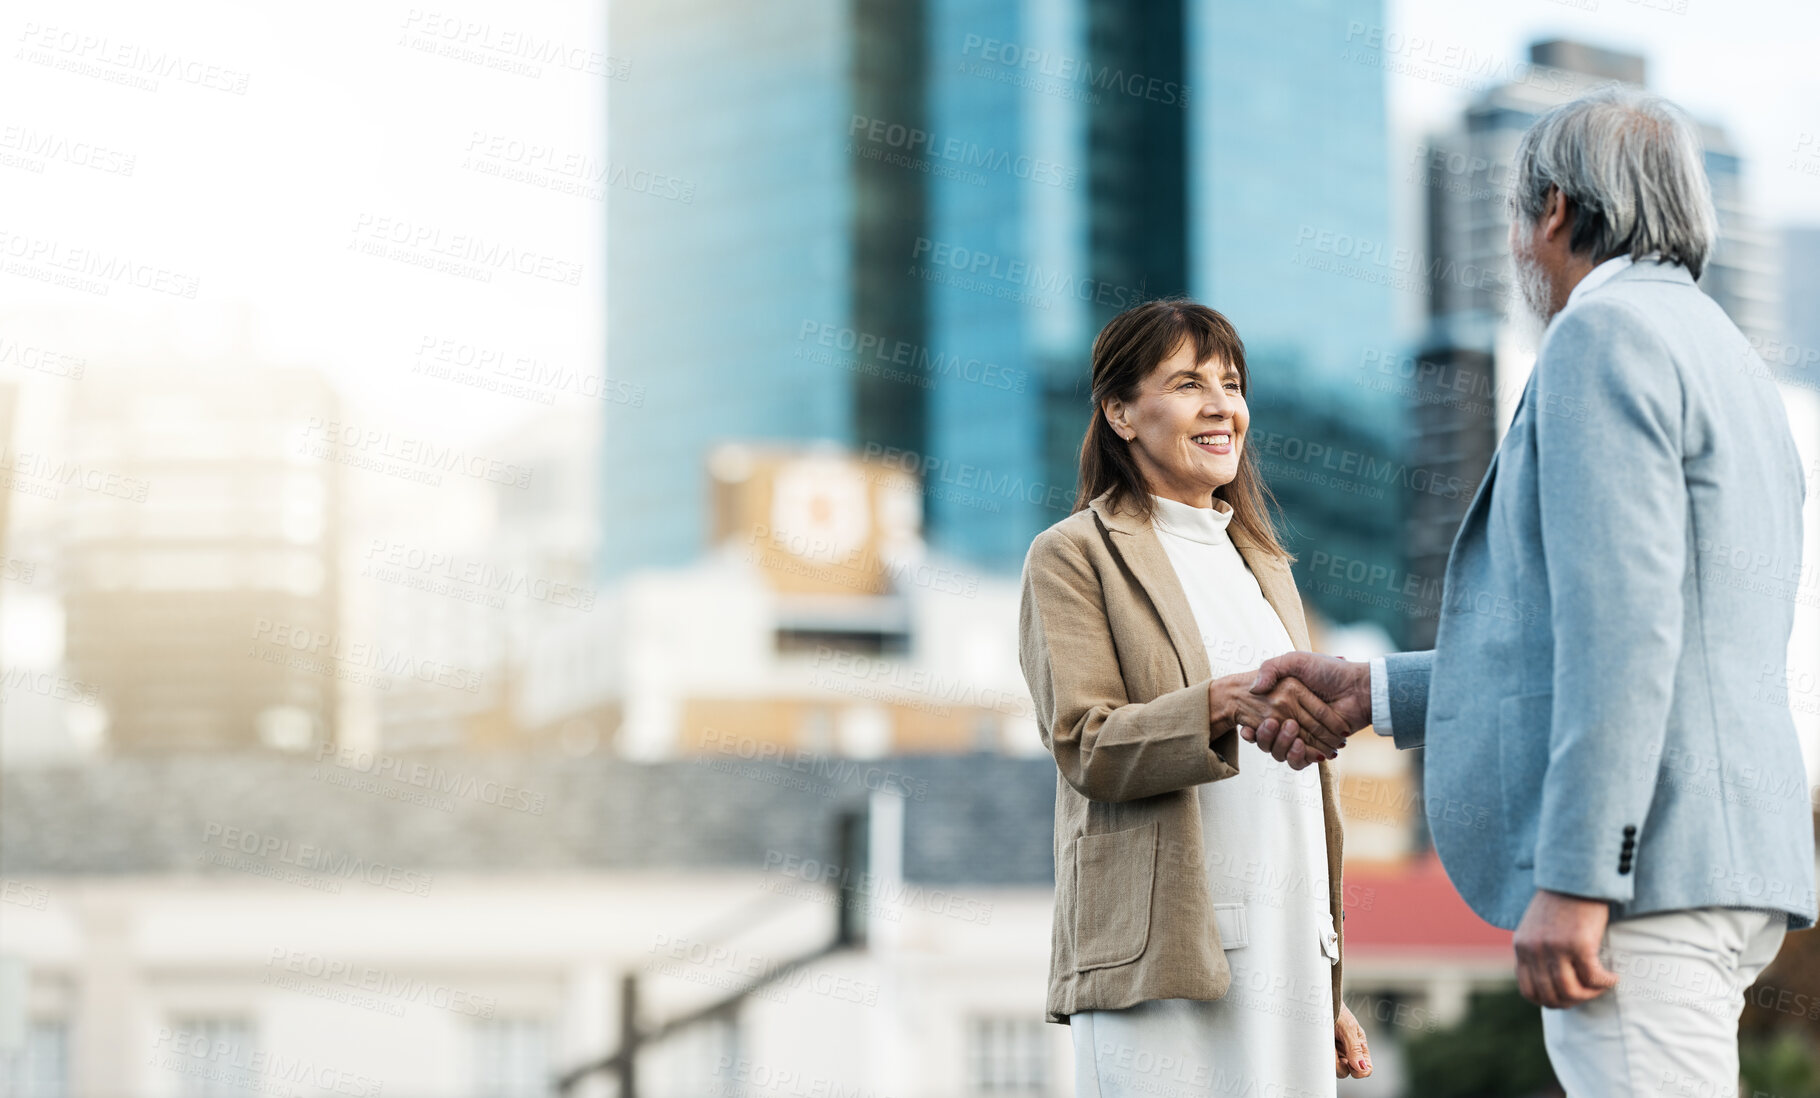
1208, 652, 1373, 769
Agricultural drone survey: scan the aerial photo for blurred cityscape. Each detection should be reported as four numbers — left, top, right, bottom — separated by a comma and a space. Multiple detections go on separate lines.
2, 2, 1818, 1097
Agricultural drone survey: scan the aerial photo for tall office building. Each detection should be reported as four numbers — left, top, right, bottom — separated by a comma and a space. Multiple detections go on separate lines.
1186, 0, 1404, 640
603, 0, 857, 579
62, 366, 341, 750
604, 0, 1066, 577
1424, 40, 1775, 345
1783, 227, 1820, 391
603, 0, 1401, 592
1407, 39, 1778, 646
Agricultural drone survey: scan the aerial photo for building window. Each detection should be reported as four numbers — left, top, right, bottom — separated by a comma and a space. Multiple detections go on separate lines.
166, 1017, 256, 1098
650, 1015, 739, 1096
0, 1019, 68, 1098
473, 1017, 553, 1098
966, 1016, 1048, 1095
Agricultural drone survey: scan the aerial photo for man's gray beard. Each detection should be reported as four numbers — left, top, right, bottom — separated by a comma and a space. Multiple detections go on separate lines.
1508, 241, 1554, 352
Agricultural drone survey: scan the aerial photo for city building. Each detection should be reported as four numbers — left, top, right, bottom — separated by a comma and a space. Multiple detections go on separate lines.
603, 0, 1405, 596
59, 366, 342, 752
0, 752, 1512, 1097
524, 443, 1039, 761
1407, 39, 1781, 644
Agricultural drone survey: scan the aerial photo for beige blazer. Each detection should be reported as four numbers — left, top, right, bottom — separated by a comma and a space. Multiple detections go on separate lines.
1017, 486, 1345, 1026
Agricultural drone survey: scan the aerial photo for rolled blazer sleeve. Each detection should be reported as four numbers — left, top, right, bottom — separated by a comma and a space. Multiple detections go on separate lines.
1018, 528, 1237, 803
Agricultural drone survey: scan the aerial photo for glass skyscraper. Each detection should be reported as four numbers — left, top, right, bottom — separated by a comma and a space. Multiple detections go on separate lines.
603, 0, 1402, 608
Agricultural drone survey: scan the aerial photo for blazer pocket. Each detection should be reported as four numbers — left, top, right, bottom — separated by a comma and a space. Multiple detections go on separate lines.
1497, 691, 1553, 869
1072, 820, 1159, 971
1212, 902, 1249, 951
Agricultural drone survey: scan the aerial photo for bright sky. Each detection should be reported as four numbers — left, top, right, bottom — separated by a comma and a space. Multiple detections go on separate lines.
1, 0, 1812, 448
0, 0, 607, 445
1388, 0, 1820, 226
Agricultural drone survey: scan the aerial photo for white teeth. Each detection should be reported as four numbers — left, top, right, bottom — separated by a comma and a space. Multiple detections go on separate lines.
1193, 433, 1231, 445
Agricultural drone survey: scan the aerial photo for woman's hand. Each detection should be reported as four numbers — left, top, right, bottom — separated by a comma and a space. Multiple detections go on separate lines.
1334, 1003, 1372, 1078
1208, 673, 1349, 756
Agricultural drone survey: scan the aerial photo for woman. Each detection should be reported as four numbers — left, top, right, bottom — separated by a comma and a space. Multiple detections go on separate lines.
1016, 299, 1372, 1092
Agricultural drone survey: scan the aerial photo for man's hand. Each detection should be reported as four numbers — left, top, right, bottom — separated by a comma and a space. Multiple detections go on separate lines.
1512, 889, 1619, 1009
1211, 672, 1352, 756
1241, 652, 1373, 769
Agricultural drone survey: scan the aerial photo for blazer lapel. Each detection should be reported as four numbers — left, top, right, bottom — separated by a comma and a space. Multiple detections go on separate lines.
1089, 488, 1312, 678
1090, 489, 1212, 686
1452, 370, 1533, 550
1230, 527, 1311, 652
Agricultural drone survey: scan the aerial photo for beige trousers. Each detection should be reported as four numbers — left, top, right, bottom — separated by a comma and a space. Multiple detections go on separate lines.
1541, 906, 1787, 1098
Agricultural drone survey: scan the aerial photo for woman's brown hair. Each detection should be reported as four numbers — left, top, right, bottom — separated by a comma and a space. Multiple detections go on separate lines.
1072, 297, 1293, 562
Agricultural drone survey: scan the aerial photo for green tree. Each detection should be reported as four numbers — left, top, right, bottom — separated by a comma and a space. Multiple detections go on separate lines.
1402, 986, 1560, 1098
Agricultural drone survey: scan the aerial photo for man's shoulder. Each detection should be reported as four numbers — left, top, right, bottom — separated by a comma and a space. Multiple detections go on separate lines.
1539, 284, 1680, 379
1585, 260, 1717, 325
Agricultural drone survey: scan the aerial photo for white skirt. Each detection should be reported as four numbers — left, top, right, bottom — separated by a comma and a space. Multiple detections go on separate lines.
1070, 756, 1339, 1097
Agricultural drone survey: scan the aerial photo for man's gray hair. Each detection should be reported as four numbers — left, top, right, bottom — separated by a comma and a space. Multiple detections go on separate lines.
1510, 87, 1718, 279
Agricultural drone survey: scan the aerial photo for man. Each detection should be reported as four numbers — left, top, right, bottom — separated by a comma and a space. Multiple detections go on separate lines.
1246, 87, 1815, 1096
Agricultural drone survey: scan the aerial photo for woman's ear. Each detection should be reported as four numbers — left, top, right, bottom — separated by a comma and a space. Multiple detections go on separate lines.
1101, 398, 1128, 441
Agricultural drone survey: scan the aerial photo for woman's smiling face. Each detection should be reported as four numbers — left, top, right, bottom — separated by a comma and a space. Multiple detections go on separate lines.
1102, 339, 1247, 507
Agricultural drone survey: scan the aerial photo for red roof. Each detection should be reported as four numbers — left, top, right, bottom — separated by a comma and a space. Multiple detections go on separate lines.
1343, 851, 1516, 955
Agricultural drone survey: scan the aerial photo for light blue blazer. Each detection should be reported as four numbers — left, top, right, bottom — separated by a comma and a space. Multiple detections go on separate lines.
1385, 258, 1816, 931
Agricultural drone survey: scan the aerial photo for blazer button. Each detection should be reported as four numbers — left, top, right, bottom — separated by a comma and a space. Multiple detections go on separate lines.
1623, 825, 1637, 837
